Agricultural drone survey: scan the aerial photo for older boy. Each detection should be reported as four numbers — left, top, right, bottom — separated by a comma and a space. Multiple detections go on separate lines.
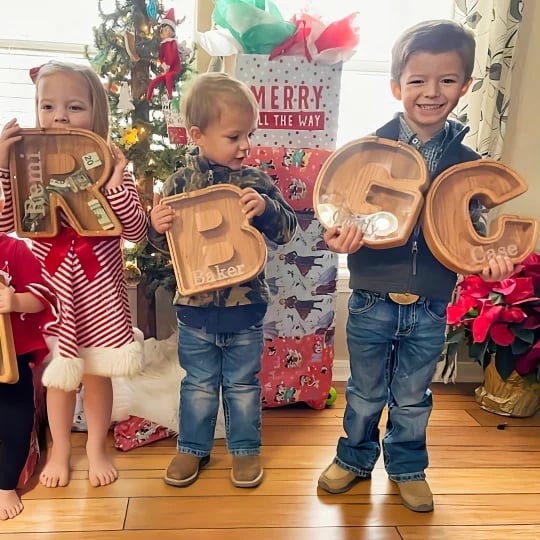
149, 72, 297, 488
317, 20, 513, 512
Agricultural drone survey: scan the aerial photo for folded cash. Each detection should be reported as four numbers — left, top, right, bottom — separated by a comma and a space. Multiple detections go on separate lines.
87, 198, 115, 230
69, 168, 93, 190
48, 176, 79, 193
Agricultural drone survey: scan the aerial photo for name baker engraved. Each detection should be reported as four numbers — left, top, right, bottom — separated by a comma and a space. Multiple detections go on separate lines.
192, 263, 246, 286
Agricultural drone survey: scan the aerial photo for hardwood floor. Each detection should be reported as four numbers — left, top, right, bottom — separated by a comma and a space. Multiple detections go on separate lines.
2, 382, 540, 539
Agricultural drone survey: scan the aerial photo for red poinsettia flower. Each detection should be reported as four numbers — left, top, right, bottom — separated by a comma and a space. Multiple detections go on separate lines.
447, 252, 540, 381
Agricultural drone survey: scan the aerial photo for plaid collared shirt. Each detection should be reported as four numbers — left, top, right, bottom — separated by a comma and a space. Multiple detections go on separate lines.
398, 113, 450, 176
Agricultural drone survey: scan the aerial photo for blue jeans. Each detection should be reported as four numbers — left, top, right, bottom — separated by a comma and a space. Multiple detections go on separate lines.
335, 290, 447, 482
177, 320, 263, 457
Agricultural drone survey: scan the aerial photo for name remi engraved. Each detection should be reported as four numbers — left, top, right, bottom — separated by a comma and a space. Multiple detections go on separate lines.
24, 152, 48, 217
192, 264, 246, 286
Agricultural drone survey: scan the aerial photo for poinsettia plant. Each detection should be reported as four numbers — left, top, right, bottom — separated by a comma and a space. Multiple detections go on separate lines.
446, 252, 540, 382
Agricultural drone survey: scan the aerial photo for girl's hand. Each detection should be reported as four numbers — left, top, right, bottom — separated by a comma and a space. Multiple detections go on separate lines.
0, 118, 22, 170
105, 144, 128, 190
150, 202, 174, 233
324, 224, 364, 254
0, 281, 15, 313
240, 187, 265, 220
480, 255, 514, 282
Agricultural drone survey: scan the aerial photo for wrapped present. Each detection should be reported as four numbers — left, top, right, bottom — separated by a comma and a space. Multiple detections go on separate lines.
261, 334, 334, 410
113, 415, 175, 451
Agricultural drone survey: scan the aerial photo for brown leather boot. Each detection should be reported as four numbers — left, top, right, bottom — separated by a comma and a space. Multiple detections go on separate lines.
395, 480, 434, 512
164, 453, 210, 487
318, 462, 365, 494
231, 455, 264, 488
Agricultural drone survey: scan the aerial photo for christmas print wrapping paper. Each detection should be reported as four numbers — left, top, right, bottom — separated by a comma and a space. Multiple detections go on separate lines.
261, 334, 334, 410
245, 146, 331, 212
262, 213, 338, 409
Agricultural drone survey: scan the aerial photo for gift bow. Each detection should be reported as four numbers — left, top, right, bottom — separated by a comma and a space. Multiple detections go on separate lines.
270, 12, 359, 64
44, 227, 106, 282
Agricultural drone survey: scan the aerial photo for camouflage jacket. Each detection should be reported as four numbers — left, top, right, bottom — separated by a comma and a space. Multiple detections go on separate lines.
148, 149, 297, 308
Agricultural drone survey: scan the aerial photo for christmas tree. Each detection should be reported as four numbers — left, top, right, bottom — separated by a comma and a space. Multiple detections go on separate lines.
88, 0, 195, 336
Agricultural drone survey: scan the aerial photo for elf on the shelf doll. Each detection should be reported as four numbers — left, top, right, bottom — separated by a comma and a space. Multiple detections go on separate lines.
146, 8, 182, 101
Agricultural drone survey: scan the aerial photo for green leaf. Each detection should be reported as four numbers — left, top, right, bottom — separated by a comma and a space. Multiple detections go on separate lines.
446, 328, 466, 344
469, 340, 489, 361
512, 327, 535, 344
511, 337, 533, 356
489, 292, 504, 305
494, 347, 516, 381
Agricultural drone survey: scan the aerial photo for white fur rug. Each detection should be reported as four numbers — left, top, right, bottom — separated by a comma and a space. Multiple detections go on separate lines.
111, 332, 225, 439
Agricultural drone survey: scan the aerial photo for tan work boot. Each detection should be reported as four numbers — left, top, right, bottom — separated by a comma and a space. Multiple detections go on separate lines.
231, 455, 264, 488
318, 462, 365, 494
396, 479, 434, 512
164, 453, 210, 487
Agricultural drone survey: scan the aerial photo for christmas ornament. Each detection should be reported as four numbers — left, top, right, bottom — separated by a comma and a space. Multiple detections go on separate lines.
146, 0, 158, 20
123, 30, 141, 63
162, 96, 187, 145
124, 260, 142, 286
119, 127, 139, 150
146, 8, 183, 100
118, 82, 135, 113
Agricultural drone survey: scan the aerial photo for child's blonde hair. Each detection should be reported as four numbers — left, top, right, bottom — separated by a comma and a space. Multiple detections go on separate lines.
34, 61, 110, 141
181, 72, 258, 131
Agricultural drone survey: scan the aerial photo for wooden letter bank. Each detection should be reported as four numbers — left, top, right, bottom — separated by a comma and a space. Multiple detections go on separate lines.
3, 128, 124, 383
314, 137, 537, 274
0, 275, 18, 384
10, 128, 121, 238
163, 185, 267, 295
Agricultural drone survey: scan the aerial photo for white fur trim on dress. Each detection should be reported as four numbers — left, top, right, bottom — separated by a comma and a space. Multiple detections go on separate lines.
42, 354, 84, 391
82, 328, 145, 379
41, 329, 145, 391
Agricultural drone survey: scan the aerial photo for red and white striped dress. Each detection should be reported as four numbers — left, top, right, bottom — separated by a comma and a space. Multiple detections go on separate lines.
0, 168, 148, 391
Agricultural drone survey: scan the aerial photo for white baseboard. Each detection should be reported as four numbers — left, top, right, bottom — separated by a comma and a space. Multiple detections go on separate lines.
331, 358, 484, 383
332, 358, 351, 382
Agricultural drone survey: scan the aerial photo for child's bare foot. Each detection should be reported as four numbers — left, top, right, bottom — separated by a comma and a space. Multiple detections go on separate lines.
87, 446, 118, 487
0, 489, 24, 520
39, 445, 71, 488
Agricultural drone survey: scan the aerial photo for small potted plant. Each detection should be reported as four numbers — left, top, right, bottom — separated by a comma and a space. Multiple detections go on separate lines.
446, 252, 540, 417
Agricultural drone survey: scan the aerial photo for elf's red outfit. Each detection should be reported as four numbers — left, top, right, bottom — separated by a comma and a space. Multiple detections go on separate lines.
146, 38, 181, 100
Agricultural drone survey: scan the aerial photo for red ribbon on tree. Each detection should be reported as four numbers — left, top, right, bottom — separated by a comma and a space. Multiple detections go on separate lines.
44, 227, 105, 281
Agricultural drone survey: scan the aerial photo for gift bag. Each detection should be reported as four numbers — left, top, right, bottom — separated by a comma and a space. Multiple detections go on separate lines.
162, 96, 188, 145
235, 54, 343, 150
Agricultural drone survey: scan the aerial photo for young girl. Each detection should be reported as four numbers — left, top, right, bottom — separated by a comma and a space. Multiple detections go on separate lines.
0, 184, 58, 520
0, 61, 148, 488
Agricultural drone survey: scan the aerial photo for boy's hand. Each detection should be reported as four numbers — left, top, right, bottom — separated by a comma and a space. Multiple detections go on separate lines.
104, 144, 128, 190
0, 118, 23, 170
150, 202, 174, 233
240, 187, 265, 220
480, 255, 514, 282
324, 224, 364, 254
0, 281, 16, 313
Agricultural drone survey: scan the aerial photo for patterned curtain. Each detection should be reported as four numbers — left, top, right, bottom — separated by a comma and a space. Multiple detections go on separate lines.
454, 0, 524, 160
435, 1, 524, 384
